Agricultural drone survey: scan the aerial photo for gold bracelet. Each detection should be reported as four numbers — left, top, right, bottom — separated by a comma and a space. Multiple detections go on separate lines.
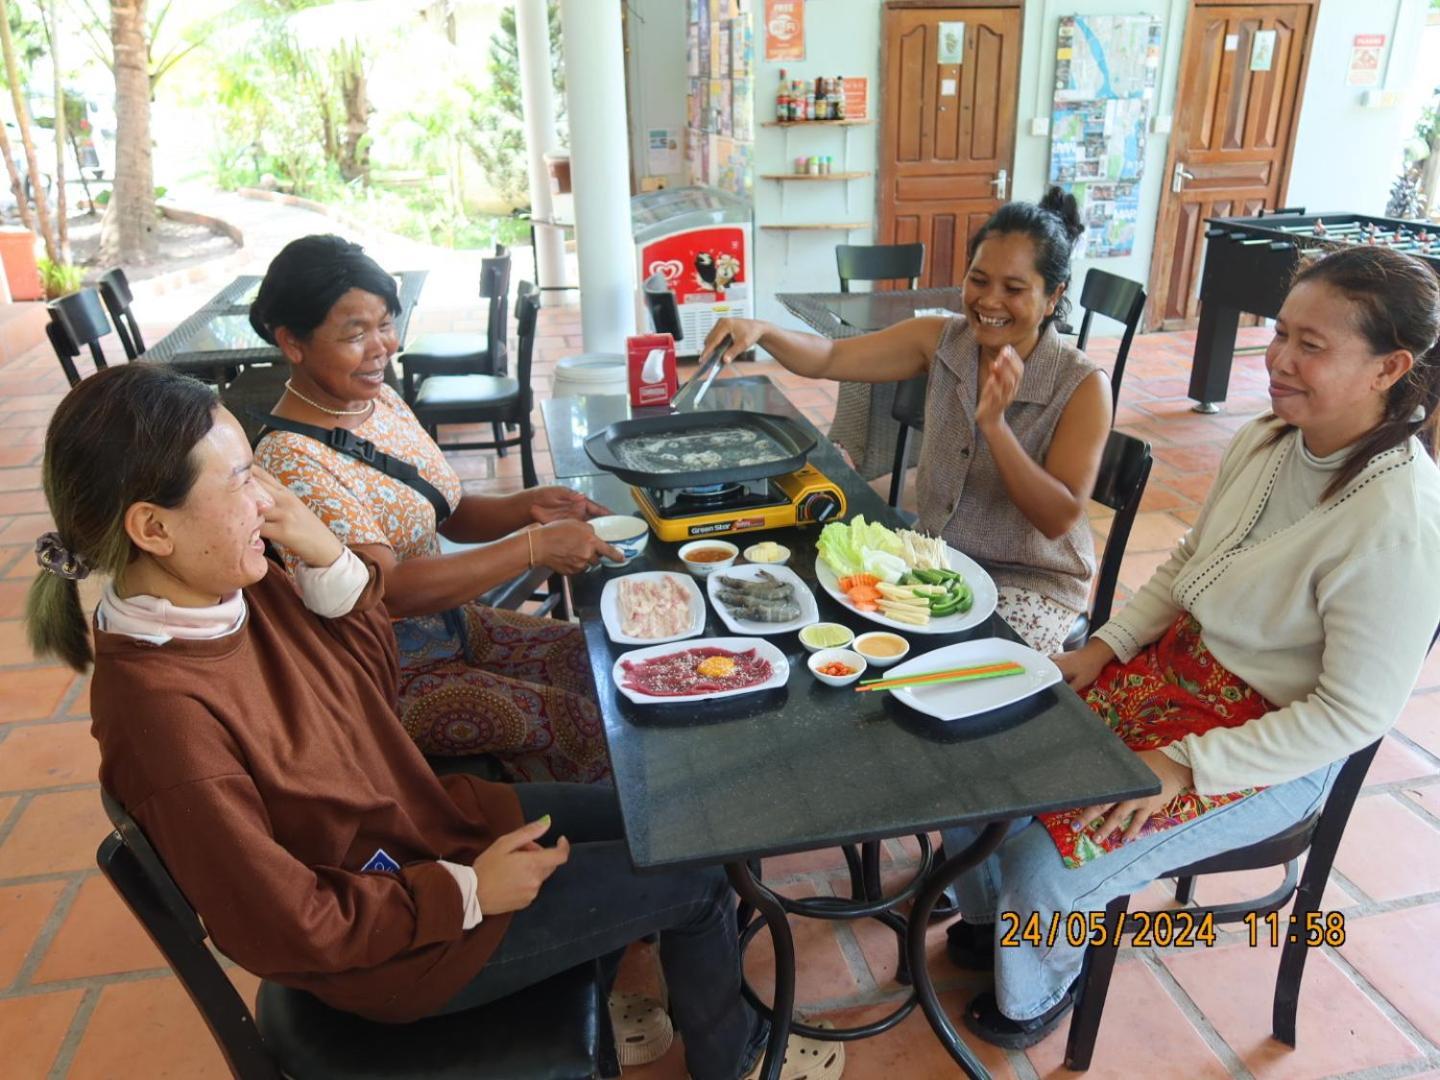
526, 528, 535, 568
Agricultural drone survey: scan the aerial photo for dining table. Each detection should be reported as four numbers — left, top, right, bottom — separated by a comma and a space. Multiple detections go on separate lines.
775, 288, 964, 482
142, 270, 429, 379
556, 373, 1158, 1079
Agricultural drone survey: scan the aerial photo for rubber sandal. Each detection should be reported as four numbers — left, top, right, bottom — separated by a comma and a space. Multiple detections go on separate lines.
609, 991, 674, 1067
740, 1020, 846, 1080
961, 987, 1075, 1050
945, 920, 996, 971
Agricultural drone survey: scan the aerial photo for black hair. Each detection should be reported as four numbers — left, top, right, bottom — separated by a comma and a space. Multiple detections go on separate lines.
1272, 245, 1440, 498
970, 185, 1086, 326
248, 234, 401, 344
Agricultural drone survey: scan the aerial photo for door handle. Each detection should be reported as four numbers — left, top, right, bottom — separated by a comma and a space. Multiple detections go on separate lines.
990, 168, 1008, 200
1172, 162, 1196, 194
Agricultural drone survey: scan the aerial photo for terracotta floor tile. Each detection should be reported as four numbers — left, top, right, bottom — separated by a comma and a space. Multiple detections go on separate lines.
839, 867, 953, 987
1152, 442, 1226, 474
68, 976, 237, 1080
1339, 903, 1440, 1046
1137, 479, 1194, 512
1414, 650, 1440, 693
1117, 548, 1172, 596
826, 992, 1018, 1080
1397, 690, 1440, 756
1172, 851, 1352, 915
1156, 469, 1216, 504
1402, 782, 1440, 820
0, 878, 66, 985
0, 445, 41, 468
0, 788, 109, 878
0, 578, 32, 617
0, 466, 41, 492
1363, 734, 1437, 786
0, 989, 84, 1079
0, 666, 76, 724
1026, 959, 1230, 1079
743, 883, 862, 1007
33, 874, 166, 982
1165, 943, 1422, 1078
0, 513, 54, 546
0, 719, 100, 790
1117, 511, 1190, 554
0, 617, 31, 663
1334, 794, 1440, 901
0, 489, 48, 515
762, 844, 868, 878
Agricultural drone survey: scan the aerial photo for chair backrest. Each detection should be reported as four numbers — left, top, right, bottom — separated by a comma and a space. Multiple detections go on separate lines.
514, 281, 540, 408
836, 243, 925, 293
46, 319, 85, 387
99, 267, 146, 360
96, 789, 282, 1079
1088, 431, 1152, 628
481, 252, 514, 376
1073, 269, 1146, 415
891, 374, 927, 431
643, 285, 684, 342
47, 289, 112, 382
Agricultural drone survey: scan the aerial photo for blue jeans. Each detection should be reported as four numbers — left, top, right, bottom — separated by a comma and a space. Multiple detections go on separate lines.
940, 760, 1340, 1021
437, 783, 768, 1080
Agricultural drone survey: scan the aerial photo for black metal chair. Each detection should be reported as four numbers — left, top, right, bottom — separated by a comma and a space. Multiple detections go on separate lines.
1071, 269, 1146, 414
836, 243, 925, 292
46, 288, 114, 387
408, 281, 541, 489
99, 267, 146, 360
886, 375, 928, 511
96, 787, 612, 1080
643, 281, 684, 343
1065, 738, 1380, 1070
1062, 431, 1152, 652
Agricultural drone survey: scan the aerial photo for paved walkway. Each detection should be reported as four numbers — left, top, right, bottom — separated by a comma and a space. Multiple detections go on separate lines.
0, 296, 1437, 1077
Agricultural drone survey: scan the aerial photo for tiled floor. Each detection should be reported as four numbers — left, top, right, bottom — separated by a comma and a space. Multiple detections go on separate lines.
2, 298, 1439, 1079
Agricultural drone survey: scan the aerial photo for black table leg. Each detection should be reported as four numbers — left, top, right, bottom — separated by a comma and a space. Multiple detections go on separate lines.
728, 860, 795, 1080
906, 820, 1011, 1079
1189, 301, 1240, 413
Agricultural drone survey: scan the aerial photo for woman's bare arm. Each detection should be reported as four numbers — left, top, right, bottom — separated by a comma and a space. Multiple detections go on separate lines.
703, 316, 946, 384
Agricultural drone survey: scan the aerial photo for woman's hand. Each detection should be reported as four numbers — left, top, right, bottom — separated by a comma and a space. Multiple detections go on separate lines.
1052, 638, 1116, 692
525, 486, 610, 525
975, 345, 1024, 434
531, 519, 623, 574
254, 467, 344, 569
702, 318, 767, 364
1079, 750, 1195, 845
472, 816, 571, 916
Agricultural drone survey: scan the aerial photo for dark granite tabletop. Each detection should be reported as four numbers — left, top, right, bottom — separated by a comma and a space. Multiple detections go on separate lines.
561, 377, 1158, 872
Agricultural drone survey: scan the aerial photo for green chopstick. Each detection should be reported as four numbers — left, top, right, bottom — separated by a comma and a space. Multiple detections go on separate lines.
855, 666, 1026, 693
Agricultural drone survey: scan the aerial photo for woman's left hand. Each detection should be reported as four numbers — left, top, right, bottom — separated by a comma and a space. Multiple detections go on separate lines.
1078, 750, 1195, 844
254, 467, 345, 569
975, 345, 1024, 434
526, 486, 611, 524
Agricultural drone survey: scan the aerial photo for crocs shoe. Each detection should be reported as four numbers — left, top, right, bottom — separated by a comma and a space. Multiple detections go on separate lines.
740, 1022, 846, 1080
609, 991, 675, 1067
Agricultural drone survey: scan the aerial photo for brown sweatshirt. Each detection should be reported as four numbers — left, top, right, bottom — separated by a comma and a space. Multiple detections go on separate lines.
89, 555, 524, 1022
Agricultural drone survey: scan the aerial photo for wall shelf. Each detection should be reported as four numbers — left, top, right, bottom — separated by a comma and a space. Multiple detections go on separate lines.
762, 119, 872, 128
760, 172, 871, 181
761, 223, 871, 231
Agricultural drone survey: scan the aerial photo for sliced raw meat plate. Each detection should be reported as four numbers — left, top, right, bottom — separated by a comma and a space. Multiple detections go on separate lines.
619, 646, 773, 697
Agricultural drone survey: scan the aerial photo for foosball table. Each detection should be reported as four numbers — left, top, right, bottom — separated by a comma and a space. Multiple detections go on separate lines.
1189, 210, 1440, 411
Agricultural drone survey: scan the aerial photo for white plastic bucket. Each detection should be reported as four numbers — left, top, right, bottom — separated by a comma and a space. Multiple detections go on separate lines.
551, 353, 628, 398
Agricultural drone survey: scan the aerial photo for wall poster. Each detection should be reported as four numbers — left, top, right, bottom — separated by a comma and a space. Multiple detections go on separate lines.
764, 0, 805, 62
1047, 14, 1161, 258
685, 1, 756, 195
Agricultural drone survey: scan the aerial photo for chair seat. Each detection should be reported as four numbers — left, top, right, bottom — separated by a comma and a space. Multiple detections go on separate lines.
255, 963, 601, 1080
404, 332, 489, 364
1167, 814, 1319, 878
1063, 612, 1090, 652
415, 374, 520, 409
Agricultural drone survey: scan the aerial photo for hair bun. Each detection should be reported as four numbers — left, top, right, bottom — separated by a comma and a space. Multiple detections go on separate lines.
1038, 185, 1085, 247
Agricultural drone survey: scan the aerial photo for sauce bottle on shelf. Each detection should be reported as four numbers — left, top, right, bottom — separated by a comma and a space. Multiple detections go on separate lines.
834, 76, 847, 120
775, 68, 789, 122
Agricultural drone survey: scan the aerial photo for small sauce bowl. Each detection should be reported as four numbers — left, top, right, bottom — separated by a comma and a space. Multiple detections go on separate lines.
808, 648, 867, 687
853, 632, 911, 668
677, 539, 739, 576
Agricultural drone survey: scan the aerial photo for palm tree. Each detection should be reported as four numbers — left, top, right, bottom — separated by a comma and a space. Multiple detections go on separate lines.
100, 0, 156, 263
0, 0, 58, 264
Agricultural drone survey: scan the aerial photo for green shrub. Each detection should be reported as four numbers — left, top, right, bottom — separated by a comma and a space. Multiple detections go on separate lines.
37, 258, 84, 300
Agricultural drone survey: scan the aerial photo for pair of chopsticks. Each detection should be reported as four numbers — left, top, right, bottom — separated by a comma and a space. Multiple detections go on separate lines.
854, 660, 1025, 693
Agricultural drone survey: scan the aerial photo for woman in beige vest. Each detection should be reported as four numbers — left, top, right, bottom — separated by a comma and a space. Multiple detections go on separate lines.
705, 188, 1111, 652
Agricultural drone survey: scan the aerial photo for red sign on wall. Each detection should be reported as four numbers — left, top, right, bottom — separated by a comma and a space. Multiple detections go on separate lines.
764, 0, 805, 62
844, 76, 868, 121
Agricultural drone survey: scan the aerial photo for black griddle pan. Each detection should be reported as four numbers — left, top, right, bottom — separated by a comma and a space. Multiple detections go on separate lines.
583, 410, 817, 489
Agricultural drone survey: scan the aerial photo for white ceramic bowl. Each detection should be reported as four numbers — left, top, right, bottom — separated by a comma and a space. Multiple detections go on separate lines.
798, 622, 855, 654
677, 539, 739, 576
852, 631, 911, 669
808, 648, 867, 687
589, 514, 650, 568
743, 541, 791, 566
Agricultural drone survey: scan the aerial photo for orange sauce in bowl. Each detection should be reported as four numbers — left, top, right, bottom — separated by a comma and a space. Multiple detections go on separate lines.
684, 547, 734, 563
856, 634, 906, 658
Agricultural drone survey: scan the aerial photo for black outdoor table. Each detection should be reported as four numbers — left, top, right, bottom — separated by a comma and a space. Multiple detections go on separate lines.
143, 270, 429, 378
775, 288, 964, 481
559, 376, 1157, 1079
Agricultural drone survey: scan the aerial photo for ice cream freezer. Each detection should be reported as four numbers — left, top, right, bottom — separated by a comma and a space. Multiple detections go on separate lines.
633, 186, 752, 356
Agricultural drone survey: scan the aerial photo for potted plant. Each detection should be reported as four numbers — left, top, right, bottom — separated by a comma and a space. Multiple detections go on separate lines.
37, 256, 83, 300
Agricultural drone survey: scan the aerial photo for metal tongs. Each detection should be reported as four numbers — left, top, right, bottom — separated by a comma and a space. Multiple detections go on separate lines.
670, 335, 732, 412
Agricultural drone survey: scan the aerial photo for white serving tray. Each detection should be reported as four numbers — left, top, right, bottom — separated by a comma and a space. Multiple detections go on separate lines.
707, 563, 819, 636
814, 542, 998, 635
599, 572, 706, 646
883, 638, 1062, 721
611, 637, 790, 705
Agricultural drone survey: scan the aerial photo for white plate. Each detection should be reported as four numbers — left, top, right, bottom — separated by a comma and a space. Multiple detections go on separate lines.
706, 563, 819, 636
612, 637, 790, 705
884, 638, 1061, 721
814, 543, 998, 635
600, 572, 706, 646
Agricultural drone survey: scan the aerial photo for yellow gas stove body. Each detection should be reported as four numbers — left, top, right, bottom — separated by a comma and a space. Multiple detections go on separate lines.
631, 464, 847, 543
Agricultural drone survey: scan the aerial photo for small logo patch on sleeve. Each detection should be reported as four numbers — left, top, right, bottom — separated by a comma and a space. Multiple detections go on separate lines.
361, 848, 401, 874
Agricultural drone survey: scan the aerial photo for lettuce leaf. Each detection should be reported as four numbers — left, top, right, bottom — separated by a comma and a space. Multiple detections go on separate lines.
817, 516, 905, 578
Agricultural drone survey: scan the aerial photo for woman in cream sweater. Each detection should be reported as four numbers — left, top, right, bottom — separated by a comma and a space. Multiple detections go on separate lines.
941, 245, 1440, 1048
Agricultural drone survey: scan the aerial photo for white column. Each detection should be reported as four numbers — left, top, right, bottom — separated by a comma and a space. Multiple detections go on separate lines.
560, 0, 636, 352
515, 0, 567, 294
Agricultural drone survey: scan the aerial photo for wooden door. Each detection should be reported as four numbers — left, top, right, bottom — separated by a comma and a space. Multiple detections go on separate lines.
878, 5, 1021, 288
1148, 3, 1316, 328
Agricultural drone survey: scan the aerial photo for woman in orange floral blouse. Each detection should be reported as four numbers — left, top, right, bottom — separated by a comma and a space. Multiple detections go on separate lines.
251, 236, 622, 783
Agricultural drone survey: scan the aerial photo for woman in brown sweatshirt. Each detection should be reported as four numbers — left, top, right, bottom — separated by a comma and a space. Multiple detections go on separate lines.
26, 365, 842, 1080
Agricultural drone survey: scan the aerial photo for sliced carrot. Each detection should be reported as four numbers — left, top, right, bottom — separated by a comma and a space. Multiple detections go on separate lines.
847, 584, 882, 603
838, 575, 856, 592
851, 573, 880, 587
853, 600, 879, 612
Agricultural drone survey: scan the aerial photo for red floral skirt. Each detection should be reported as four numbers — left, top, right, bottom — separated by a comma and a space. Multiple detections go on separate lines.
1040, 614, 1271, 868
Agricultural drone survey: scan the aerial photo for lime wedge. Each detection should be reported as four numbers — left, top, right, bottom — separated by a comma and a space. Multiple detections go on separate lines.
801, 624, 852, 648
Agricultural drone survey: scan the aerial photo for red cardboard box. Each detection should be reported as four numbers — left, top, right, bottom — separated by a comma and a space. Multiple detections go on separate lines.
627, 333, 678, 408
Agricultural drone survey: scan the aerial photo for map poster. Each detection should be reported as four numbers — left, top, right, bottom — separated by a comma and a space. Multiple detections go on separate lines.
1048, 15, 1161, 258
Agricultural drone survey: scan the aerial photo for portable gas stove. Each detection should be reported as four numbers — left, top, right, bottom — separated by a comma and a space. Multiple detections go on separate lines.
631, 462, 846, 542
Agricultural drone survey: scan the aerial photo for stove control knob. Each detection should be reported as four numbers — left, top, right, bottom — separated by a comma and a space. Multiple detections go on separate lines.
801, 491, 842, 524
